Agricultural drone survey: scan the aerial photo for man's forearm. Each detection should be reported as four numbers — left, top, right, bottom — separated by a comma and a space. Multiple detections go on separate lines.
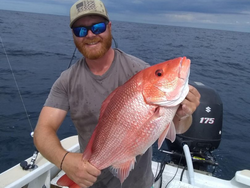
33, 128, 68, 168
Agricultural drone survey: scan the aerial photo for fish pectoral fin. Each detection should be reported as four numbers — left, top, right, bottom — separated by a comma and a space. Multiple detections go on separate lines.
166, 121, 176, 143
158, 121, 176, 149
158, 123, 170, 149
109, 158, 136, 184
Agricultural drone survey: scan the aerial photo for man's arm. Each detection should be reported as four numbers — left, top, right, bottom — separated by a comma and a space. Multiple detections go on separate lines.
33, 106, 68, 168
173, 85, 201, 134
33, 106, 101, 188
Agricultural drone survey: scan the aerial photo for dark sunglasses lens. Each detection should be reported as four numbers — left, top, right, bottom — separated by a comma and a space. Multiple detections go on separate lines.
91, 23, 107, 35
73, 22, 107, 37
73, 27, 87, 37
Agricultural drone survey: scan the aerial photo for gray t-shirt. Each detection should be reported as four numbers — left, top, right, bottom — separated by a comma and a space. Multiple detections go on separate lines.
45, 49, 154, 188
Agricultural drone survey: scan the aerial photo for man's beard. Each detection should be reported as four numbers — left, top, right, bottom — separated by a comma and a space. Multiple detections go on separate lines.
75, 31, 112, 60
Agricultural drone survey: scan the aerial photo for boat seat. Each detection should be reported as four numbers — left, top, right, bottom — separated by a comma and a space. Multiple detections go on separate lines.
235, 170, 250, 186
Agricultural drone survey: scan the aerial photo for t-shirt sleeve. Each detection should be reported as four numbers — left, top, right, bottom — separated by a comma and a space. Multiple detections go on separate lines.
115, 49, 151, 83
126, 53, 150, 74
44, 72, 69, 111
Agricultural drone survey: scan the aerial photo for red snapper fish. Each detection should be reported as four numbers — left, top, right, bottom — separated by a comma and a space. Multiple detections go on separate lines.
57, 57, 191, 187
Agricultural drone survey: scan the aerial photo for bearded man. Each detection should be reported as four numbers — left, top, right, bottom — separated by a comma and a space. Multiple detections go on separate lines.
33, 0, 200, 188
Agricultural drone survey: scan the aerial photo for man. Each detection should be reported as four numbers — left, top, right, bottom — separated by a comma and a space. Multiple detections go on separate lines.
33, 0, 200, 188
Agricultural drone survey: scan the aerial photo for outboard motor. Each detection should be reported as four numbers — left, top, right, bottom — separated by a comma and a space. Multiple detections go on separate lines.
164, 81, 223, 172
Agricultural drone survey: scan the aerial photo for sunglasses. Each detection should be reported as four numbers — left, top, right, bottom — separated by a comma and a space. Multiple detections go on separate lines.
72, 21, 109, 37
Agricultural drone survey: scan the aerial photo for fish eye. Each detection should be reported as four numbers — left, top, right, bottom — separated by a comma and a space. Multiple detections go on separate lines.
155, 69, 163, 77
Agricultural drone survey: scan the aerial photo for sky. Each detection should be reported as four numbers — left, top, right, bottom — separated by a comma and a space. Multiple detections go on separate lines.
0, 0, 250, 33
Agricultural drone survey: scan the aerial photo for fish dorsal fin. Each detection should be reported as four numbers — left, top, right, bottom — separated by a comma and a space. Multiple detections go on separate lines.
82, 128, 97, 160
109, 158, 136, 184
99, 87, 119, 119
157, 121, 176, 149
82, 88, 119, 161
83, 88, 120, 160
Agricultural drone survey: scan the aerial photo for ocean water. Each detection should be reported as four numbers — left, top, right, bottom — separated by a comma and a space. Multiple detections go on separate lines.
0, 9, 250, 180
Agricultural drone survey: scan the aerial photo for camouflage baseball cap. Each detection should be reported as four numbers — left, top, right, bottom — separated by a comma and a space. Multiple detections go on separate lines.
70, 0, 109, 28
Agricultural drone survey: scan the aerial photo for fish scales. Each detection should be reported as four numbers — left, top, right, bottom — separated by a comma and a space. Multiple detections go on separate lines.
91, 74, 155, 169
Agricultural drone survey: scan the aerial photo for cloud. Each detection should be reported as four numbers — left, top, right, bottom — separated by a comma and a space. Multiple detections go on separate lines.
52, 0, 76, 2
0, 0, 69, 15
102, 0, 250, 32
0, 0, 250, 32
104, 0, 250, 15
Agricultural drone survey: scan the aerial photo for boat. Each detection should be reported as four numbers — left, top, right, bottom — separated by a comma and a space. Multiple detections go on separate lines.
1, 81, 250, 188
1, 135, 250, 188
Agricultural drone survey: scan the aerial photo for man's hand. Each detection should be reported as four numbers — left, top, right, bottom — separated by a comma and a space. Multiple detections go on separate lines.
62, 152, 101, 188
174, 85, 201, 134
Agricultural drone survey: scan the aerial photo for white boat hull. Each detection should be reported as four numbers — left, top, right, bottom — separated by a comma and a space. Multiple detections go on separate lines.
0, 136, 79, 188
1, 135, 249, 188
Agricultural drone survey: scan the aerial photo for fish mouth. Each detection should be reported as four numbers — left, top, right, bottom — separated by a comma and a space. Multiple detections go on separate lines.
177, 57, 190, 104
178, 57, 190, 80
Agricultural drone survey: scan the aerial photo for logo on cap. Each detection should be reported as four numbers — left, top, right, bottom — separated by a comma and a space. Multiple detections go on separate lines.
76, 0, 97, 13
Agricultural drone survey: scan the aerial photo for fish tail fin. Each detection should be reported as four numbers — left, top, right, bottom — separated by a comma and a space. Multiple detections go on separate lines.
110, 158, 136, 184
70, 184, 82, 188
56, 174, 81, 188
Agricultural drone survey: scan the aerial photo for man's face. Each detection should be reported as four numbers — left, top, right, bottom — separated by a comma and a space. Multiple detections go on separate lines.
72, 15, 112, 60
